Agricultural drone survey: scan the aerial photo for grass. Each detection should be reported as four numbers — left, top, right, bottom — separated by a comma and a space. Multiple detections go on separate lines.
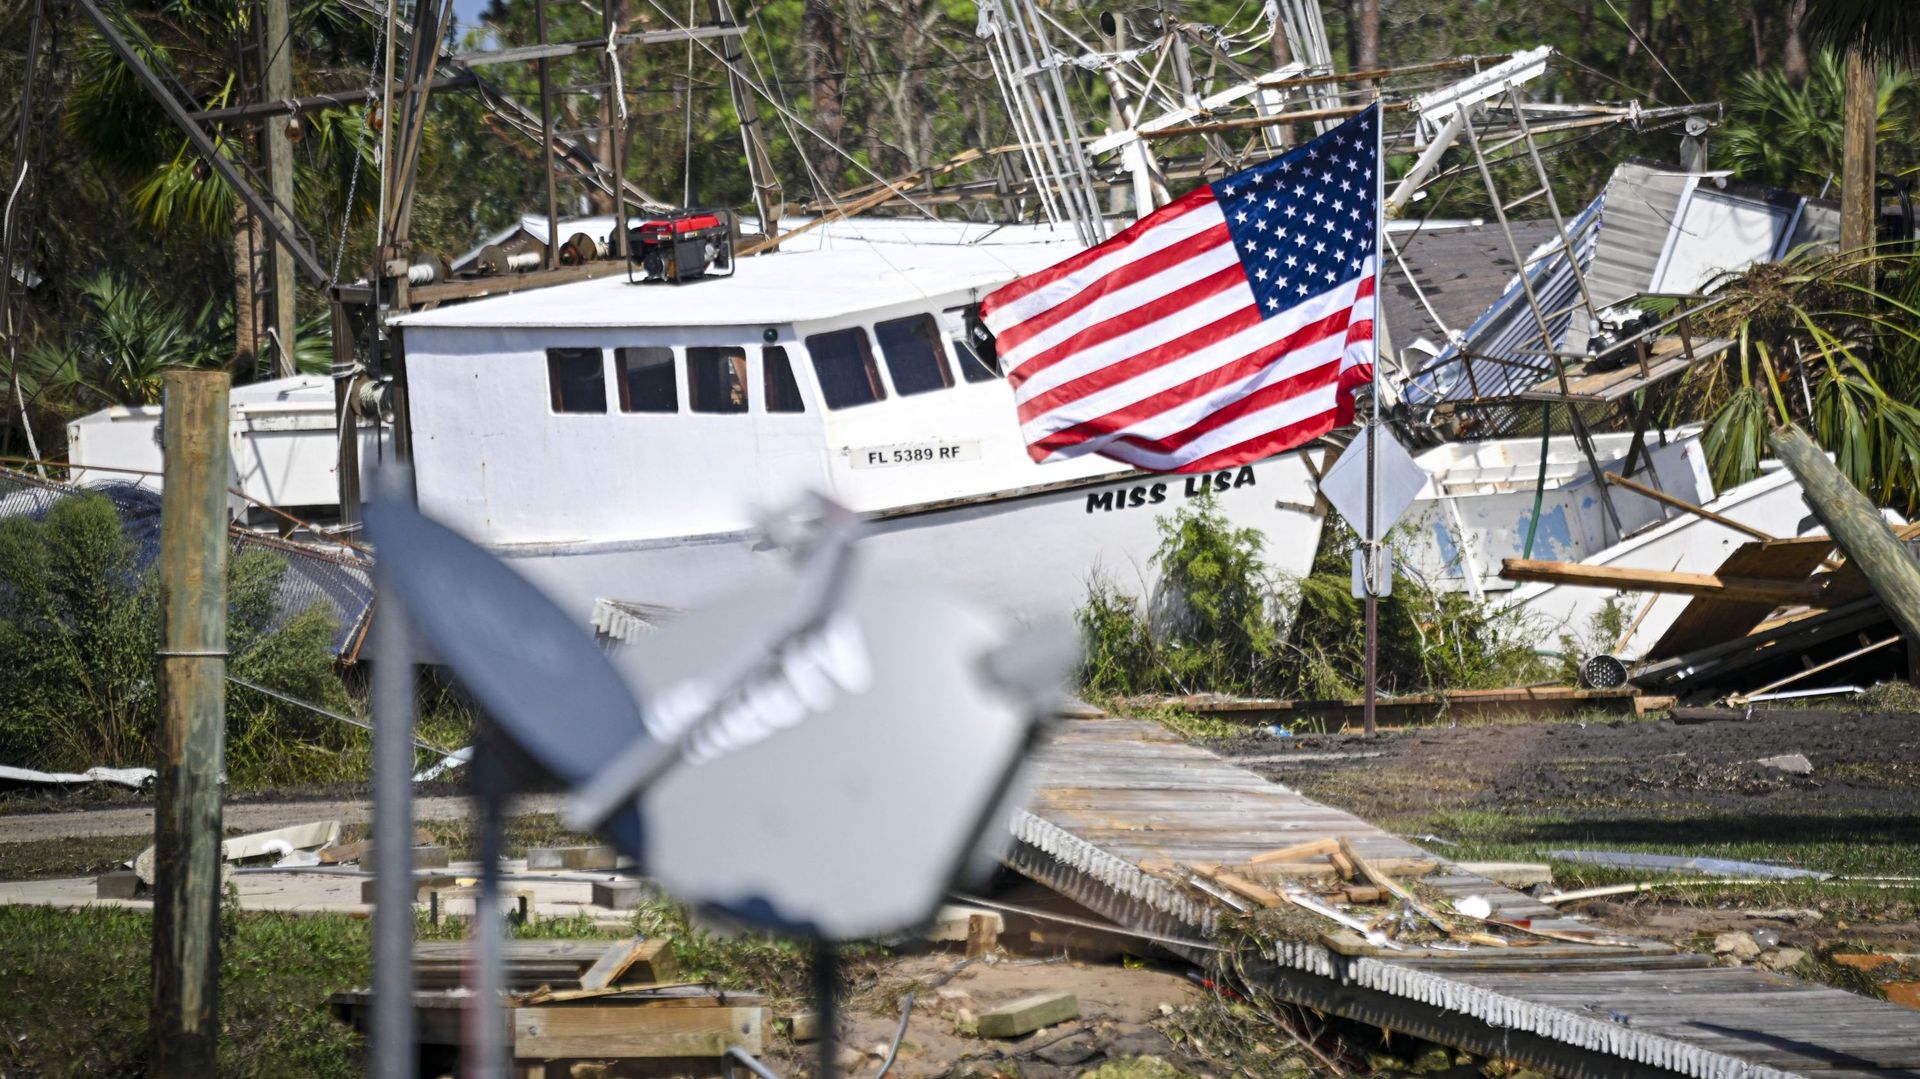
0, 890, 828, 1078
0, 907, 368, 1077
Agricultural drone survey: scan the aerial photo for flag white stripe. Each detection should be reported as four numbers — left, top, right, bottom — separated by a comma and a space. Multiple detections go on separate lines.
1018, 274, 1367, 438
1040, 384, 1341, 470
996, 239, 1241, 372
985, 200, 1228, 328
1012, 282, 1258, 403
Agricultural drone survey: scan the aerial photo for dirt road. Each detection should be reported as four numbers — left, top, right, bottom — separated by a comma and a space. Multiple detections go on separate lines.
0, 793, 561, 844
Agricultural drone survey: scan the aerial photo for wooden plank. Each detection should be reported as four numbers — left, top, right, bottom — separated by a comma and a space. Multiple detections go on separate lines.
1500, 558, 1818, 604
975, 992, 1079, 1038
511, 1005, 765, 1059
1247, 837, 1340, 865
1647, 536, 1844, 658
579, 939, 677, 990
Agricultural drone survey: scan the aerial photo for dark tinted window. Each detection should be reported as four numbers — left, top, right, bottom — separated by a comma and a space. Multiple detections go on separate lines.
616, 347, 677, 412
687, 347, 749, 413
875, 313, 952, 396
547, 348, 606, 413
945, 304, 999, 382
763, 346, 805, 413
806, 327, 885, 410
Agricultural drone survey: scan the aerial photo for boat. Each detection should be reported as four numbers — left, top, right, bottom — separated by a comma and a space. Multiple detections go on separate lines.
1397, 427, 1824, 658
385, 217, 1330, 627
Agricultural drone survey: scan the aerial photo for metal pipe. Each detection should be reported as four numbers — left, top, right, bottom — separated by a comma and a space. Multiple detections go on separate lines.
370, 466, 417, 1079
996, 5, 1083, 237
150, 370, 232, 1075
188, 75, 477, 125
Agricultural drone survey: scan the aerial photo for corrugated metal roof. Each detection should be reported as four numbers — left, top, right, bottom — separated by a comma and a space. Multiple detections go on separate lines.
1585, 162, 1692, 305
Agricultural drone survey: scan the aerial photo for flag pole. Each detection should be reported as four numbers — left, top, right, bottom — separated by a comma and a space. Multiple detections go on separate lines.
1362, 96, 1384, 737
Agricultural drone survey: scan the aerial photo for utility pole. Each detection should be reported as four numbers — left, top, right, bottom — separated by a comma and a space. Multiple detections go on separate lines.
151, 370, 231, 1076
264, 0, 298, 378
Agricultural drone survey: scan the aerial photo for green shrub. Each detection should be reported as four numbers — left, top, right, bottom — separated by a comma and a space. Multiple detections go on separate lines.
0, 492, 358, 784
1076, 498, 1552, 701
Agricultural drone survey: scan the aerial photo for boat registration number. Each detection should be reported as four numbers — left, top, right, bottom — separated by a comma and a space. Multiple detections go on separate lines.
848, 440, 981, 469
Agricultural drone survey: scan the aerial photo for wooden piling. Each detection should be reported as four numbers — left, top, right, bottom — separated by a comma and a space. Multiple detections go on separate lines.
1770, 425, 1920, 679
150, 370, 230, 1075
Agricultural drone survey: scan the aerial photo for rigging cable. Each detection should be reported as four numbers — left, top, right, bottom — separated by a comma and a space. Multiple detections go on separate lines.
1600, 0, 1694, 104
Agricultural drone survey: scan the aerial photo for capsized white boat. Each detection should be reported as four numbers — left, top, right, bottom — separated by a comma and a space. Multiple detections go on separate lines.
1398, 427, 1823, 658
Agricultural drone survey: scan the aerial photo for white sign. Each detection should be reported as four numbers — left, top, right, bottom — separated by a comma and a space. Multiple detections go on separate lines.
848, 439, 981, 469
1318, 426, 1428, 542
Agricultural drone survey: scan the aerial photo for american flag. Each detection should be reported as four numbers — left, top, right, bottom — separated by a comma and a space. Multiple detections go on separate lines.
981, 104, 1379, 473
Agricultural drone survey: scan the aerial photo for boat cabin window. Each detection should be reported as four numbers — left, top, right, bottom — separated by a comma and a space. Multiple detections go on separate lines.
687, 347, 750, 413
942, 304, 999, 383
616, 346, 677, 413
547, 348, 607, 413
763, 346, 805, 413
806, 327, 886, 410
875, 313, 953, 396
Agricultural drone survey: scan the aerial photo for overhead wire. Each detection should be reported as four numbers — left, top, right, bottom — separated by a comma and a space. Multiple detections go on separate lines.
1600, 0, 1693, 104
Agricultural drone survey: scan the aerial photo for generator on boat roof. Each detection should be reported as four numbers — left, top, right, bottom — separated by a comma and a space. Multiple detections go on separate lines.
627, 209, 735, 285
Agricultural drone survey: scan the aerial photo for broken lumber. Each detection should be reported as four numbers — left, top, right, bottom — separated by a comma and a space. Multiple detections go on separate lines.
579, 938, 678, 990
1248, 837, 1341, 865
1771, 424, 1920, 662
512, 1004, 766, 1058
526, 845, 620, 871
975, 991, 1078, 1038
1500, 558, 1820, 605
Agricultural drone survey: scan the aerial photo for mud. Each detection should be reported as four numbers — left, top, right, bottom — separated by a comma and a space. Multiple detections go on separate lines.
1213, 707, 1920, 825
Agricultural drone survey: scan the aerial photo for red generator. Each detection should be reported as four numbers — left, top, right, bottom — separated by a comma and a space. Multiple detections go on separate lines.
627, 209, 735, 284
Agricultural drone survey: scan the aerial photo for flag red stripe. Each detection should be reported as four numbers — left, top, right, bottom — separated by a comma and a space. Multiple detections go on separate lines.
1149, 407, 1345, 474
1007, 263, 1249, 387
982, 187, 1216, 311
1018, 296, 1353, 429
1016, 302, 1264, 424
991, 223, 1233, 356
1040, 354, 1343, 459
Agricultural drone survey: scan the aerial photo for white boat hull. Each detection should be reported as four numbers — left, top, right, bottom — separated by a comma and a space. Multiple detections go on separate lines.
492, 454, 1328, 631
1498, 465, 1820, 659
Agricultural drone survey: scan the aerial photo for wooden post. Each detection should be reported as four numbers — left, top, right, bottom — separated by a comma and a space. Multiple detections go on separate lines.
151, 370, 231, 1075
263, 0, 297, 379
1840, 40, 1877, 263
1770, 425, 1920, 679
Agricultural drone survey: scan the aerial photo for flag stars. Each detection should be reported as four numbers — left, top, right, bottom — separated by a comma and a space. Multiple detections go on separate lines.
1235, 210, 1248, 223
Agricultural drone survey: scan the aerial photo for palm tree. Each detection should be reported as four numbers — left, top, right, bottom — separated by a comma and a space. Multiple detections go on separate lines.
65, 0, 374, 371
1803, 0, 1920, 255
1722, 51, 1918, 191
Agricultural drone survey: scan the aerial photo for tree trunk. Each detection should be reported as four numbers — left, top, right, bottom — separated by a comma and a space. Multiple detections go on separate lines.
1840, 38, 1877, 260
1749, 0, 1766, 70
1356, 0, 1378, 70
1783, 0, 1809, 87
802, 0, 845, 180
230, 200, 260, 375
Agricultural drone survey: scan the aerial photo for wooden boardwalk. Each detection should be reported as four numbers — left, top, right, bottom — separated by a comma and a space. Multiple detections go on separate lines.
1006, 715, 1920, 1079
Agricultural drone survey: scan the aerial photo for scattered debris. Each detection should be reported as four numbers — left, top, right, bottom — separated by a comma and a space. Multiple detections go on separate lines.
1545, 850, 1831, 881
526, 845, 620, 870
975, 991, 1078, 1039
130, 819, 342, 885
1713, 932, 1763, 960
1755, 752, 1814, 775
0, 764, 155, 789
412, 746, 472, 783
1744, 908, 1823, 927
1760, 948, 1807, 972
